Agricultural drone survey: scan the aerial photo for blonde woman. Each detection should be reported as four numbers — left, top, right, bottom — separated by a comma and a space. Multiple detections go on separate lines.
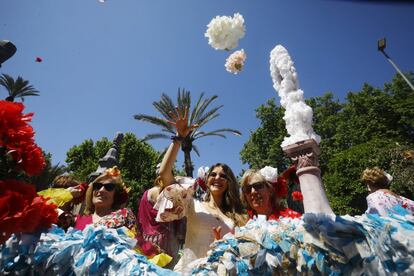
361, 167, 414, 216
75, 166, 135, 230
240, 167, 301, 221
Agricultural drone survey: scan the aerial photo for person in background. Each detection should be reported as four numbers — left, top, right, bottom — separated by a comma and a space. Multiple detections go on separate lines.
137, 163, 186, 268
361, 166, 414, 216
44, 174, 83, 230
240, 167, 301, 221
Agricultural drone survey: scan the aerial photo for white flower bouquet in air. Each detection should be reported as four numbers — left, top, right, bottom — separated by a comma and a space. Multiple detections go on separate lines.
205, 13, 245, 50
225, 49, 246, 74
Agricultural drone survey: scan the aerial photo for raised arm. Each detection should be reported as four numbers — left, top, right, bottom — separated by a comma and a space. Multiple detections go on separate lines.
158, 106, 198, 188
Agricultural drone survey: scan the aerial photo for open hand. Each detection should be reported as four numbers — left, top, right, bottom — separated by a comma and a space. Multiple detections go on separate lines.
167, 106, 198, 138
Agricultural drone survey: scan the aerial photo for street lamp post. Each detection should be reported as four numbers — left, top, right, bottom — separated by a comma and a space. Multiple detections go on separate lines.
378, 38, 414, 91
0, 40, 17, 67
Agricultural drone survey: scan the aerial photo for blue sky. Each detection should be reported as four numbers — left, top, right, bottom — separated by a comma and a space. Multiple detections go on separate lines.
1, 0, 413, 178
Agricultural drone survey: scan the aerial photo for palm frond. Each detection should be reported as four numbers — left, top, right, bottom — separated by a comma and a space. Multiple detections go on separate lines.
177, 88, 191, 116
153, 93, 176, 120
142, 133, 171, 141
192, 94, 219, 124
192, 144, 201, 157
190, 92, 205, 124
194, 133, 226, 139
134, 114, 174, 131
193, 128, 242, 139
196, 105, 223, 128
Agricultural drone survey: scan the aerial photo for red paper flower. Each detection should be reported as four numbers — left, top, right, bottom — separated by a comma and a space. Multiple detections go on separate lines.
194, 177, 207, 191
292, 191, 303, 201
0, 180, 58, 244
0, 100, 46, 176
273, 177, 288, 199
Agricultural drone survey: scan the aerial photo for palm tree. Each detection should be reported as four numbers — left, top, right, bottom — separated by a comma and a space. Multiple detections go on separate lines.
0, 73, 39, 102
134, 88, 241, 177
30, 163, 67, 192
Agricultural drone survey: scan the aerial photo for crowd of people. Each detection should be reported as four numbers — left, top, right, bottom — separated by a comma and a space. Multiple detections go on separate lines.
37, 107, 413, 271
2, 105, 414, 274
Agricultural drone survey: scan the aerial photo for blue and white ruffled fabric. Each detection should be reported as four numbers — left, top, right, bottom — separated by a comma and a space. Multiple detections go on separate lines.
1, 225, 178, 275
191, 206, 414, 275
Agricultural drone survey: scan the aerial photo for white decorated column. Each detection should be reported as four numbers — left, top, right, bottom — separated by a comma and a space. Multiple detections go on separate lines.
269, 45, 333, 215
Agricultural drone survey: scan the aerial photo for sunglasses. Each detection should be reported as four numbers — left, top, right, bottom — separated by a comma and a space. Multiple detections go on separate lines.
93, 182, 116, 192
209, 172, 228, 180
243, 182, 267, 194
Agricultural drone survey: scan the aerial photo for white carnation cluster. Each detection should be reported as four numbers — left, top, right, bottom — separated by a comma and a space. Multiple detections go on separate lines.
269, 45, 321, 147
197, 166, 210, 179
260, 166, 278, 183
205, 13, 245, 51
225, 49, 246, 74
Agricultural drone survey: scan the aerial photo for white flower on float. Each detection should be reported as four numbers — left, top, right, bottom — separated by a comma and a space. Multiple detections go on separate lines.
269, 45, 321, 147
205, 13, 245, 51
225, 49, 247, 74
260, 166, 278, 183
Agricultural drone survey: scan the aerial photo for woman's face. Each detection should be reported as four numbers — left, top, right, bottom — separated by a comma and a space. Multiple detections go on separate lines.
243, 175, 272, 215
207, 166, 229, 198
92, 179, 116, 211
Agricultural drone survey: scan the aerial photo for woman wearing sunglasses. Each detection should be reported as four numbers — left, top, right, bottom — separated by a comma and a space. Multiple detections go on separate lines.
153, 107, 247, 272
240, 167, 301, 221
74, 166, 136, 231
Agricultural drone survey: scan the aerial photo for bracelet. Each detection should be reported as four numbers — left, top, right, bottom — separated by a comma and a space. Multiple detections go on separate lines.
171, 135, 185, 142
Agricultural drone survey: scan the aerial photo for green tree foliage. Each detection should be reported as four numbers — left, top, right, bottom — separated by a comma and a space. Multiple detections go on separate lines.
241, 73, 414, 215
66, 138, 112, 181
65, 133, 160, 213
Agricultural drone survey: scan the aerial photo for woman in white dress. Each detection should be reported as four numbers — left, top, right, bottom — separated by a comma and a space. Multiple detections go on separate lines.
152, 107, 247, 271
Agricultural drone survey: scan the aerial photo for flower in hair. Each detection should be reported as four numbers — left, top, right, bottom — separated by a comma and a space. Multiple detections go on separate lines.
260, 166, 278, 183
384, 172, 393, 183
106, 166, 121, 177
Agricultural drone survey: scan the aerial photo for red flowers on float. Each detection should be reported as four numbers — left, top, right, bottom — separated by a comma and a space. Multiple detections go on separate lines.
0, 100, 57, 244
0, 100, 46, 175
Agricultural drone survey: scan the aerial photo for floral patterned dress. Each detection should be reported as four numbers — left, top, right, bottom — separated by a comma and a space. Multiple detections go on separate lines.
366, 190, 414, 216
75, 208, 136, 231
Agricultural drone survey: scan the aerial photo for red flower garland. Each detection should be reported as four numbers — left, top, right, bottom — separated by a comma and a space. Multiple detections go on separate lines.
0, 179, 58, 244
0, 100, 45, 175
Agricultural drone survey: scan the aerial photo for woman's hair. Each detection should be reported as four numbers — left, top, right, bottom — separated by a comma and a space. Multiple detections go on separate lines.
361, 167, 390, 190
84, 167, 128, 215
205, 163, 247, 226
52, 175, 79, 189
240, 169, 277, 211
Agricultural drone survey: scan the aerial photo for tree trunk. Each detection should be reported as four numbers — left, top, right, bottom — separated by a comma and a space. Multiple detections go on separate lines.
181, 138, 193, 177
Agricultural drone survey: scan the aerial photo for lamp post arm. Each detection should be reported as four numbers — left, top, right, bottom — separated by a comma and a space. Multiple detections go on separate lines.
380, 50, 414, 91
